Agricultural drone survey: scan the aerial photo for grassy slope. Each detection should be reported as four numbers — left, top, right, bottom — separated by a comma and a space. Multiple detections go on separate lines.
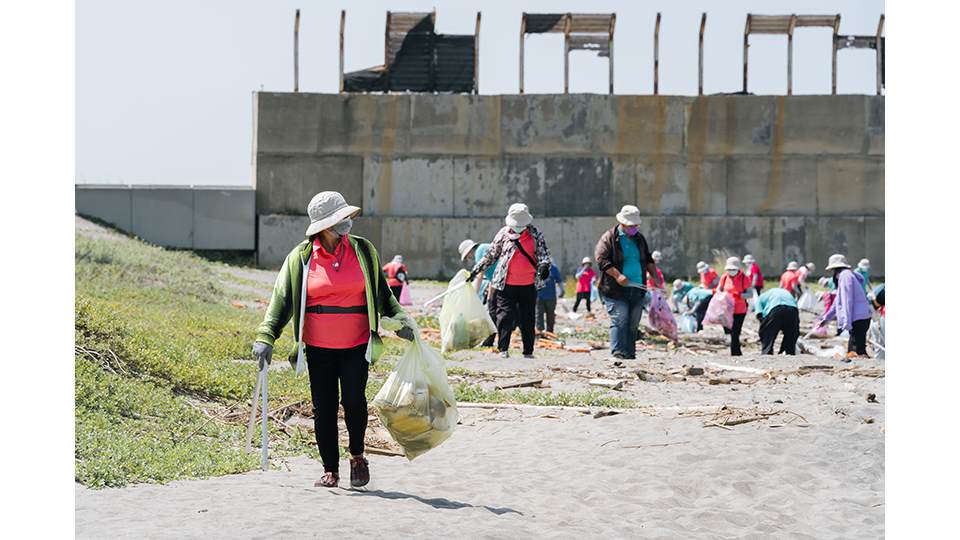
75, 226, 631, 487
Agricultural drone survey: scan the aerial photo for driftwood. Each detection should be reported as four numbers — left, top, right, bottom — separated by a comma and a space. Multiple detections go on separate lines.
705, 362, 771, 376
589, 378, 625, 390
621, 440, 691, 449
495, 379, 544, 390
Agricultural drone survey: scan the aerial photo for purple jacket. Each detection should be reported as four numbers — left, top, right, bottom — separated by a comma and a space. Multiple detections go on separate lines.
821, 269, 871, 331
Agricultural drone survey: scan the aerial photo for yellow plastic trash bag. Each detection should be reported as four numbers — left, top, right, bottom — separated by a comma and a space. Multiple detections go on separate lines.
372, 336, 459, 460
438, 269, 496, 353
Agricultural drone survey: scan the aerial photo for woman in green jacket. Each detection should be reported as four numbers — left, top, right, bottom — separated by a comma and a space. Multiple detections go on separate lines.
252, 191, 417, 488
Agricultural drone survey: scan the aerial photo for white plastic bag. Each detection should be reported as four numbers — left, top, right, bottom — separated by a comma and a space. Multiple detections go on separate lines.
372, 336, 459, 461
439, 270, 497, 353
797, 290, 817, 312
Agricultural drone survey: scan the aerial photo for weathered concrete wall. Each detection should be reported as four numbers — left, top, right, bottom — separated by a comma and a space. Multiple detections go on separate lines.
254, 92, 884, 278
76, 185, 255, 250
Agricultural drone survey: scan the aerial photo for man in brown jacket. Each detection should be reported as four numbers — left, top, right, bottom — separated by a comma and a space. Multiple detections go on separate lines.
594, 205, 659, 359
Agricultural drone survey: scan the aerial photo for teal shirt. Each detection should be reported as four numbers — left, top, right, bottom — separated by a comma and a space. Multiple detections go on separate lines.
684, 287, 713, 305
673, 281, 694, 297
855, 268, 870, 292
617, 229, 645, 285
755, 287, 798, 318
474, 243, 495, 281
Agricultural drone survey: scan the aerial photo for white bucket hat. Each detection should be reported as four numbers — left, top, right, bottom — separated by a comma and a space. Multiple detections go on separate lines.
651, 250, 662, 263
504, 203, 533, 228
786, 261, 799, 271
581, 257, 592, 264
673, 279, 683, 290
725, 257, 742, 271
742, 254, 755, 265
825, 253, 851, 271
805, 262, 816, 271
392, 255, 403, 264
696, 261, 708, 273
458, 239, 478, 261
858, 258, 870, 270
616, 205, 642, 227
305, 191, 362, 237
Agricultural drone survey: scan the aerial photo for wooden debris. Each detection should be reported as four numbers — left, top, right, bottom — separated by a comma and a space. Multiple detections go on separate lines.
589, 378, 625, 390
706, 362, 771, 376
684, 366, 704, 376
495, 379, 544, 391
593, 410, 621, 419
865, 393, 878, 403
621, 440, 690, 449
635, 370, 665, 382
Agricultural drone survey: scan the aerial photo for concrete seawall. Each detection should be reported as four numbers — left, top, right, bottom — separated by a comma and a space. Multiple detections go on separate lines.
254, 93, 884, 278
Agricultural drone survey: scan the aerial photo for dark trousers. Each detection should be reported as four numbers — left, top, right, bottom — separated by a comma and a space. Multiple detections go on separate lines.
759, 305, 800, 355
305, 344, 369, 473
494, 284, 537, 354
692, 299, 710, 331
481, 286, 497, 347
730, 313, 746, 356
389, 285, 403, 301
754, 286, 763, 295
848, 318, 871, 355
573, 291, 591, 312
536, 297, 557, 333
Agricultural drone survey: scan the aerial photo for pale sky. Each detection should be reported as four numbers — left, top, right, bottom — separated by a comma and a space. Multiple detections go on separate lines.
77, 0, 884, 186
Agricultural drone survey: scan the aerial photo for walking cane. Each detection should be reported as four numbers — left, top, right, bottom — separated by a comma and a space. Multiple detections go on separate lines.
245, 363, 270, 471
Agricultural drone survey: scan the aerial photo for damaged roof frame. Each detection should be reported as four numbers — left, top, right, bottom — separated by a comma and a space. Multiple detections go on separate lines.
519, 13, 616, 94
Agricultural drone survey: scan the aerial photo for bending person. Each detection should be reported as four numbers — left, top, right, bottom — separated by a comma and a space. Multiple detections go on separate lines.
755, 287, 800, 355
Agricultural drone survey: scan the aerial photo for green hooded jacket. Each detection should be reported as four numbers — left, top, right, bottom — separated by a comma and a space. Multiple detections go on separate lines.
254, 235, 403, 370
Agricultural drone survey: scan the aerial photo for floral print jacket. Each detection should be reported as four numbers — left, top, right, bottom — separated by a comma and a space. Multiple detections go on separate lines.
472, 225, 553, 291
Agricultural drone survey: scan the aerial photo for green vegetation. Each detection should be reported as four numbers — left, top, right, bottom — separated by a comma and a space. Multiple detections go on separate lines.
454, 383, 637, 409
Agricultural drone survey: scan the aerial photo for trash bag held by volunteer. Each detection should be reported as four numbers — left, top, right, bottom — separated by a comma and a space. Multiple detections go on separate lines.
252, 191, 418, 489
459, 238, 497, 348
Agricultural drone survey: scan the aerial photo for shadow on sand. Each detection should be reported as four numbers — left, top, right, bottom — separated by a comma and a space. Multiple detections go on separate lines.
344, 489, 523, 516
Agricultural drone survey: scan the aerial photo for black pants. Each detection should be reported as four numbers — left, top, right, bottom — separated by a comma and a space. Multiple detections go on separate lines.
754, 286, 763, 295
758, 305, 800, 355
848, 318, 871, 355
730, 313, 746, 356
305, 344, 369, 473
573, 291, 591, 312
494, 284, 537, 354
389, 285, 403, 301
481, 286, 497, 347
692, 299, 710, 331
536, 297, 557, 333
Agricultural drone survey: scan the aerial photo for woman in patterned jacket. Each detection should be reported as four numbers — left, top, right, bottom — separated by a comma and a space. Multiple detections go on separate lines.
468, 203, 553, 359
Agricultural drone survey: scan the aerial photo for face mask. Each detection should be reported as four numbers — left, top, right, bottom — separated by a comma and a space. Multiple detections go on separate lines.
727, 269, 740, 276
333, 218, 353, 236
624, 226, 639, 236
510, 225, 525, 234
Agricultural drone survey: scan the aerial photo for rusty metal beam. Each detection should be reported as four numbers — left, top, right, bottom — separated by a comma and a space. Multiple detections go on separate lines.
654, 13, 661, 95
338, 10, 345, 93
831, 15, 841, 94
519, 14, 526, 94
876, 15, 885, 95
787, 15, 796, 95
563, 14, 571, 94
293, 9, 300, 92
475, 13, 481, 94
698, 13, 707, 96
743, 15, 750, 93
608, 14, 616, 94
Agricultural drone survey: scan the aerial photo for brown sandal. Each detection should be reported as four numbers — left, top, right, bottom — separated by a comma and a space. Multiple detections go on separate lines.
314, 472, 339, 488
350, 456, 370, 487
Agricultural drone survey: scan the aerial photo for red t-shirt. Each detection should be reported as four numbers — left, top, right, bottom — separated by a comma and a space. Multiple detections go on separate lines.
701, 268, 719, 290
382, 261, 406, 288
576, 266, 596, 293
505, 230, 536, 286
780, 270, 799, 292
646, 267, 665, 289
303, 237, 369, 349
718, 271, 750, 314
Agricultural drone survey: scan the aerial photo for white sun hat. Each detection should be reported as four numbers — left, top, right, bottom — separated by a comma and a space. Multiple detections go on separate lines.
786, 261, 799, 271
858, 258, 870, 270
392, 255, 403, 264
652, 250, 662, 263
458, 239, 478, 261
743, 254, 755, 265
305, 191, 362, 237
805, 262, 816, 271
615, 205, 642, 226
696, 261, 708, 273
673, 279, 684, 290
725, 257, 742, 271
581, 257, 592, 264
504, 203, 533, 227
825, 253, 851, 270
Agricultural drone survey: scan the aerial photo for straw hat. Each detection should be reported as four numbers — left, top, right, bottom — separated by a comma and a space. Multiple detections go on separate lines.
786, 261, 799, 271
725, 257, 742, 271
305, 191, 361, 237
858, 258, 870, 270
743, 254, 755, 265
581, 257, 592, 264
458, 239, 478, 261
651, 250, 662, 263
615, 205, 642, 226
696, 261, 708, 273
825, 253, 851, 270
504, 203, 533, 227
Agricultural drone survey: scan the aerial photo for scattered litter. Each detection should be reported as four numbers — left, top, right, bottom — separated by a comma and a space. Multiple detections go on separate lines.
495, 379, 544, 390
593, 410, 621, 419
589, 378, 625, 390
